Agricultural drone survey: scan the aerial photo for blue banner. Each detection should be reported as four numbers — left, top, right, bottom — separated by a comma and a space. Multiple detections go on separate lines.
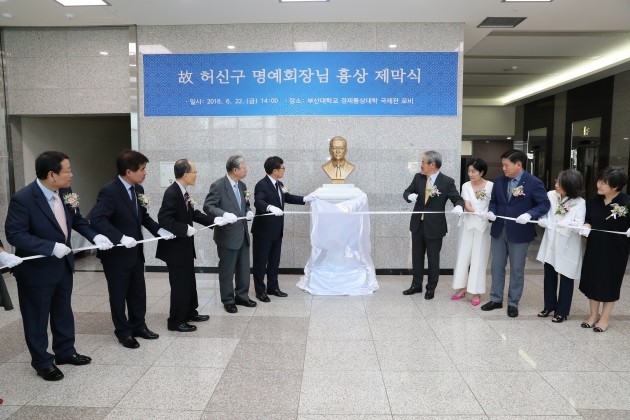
143, 52, 458, 117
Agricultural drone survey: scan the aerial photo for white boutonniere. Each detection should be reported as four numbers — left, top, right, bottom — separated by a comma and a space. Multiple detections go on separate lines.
512, 185, 525, 197
136, 193, 150, 208
606, 203, 628, 220
555, 198, 570, 216
429, 186, 441, 198
474, 189, 488, 201
244, 190, 251, 204
281, 186, 288, 194
63, 193, 79, 212
186, 196, 196, 208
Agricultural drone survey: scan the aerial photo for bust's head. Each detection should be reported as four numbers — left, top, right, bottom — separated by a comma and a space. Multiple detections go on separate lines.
329, 136, 347, 163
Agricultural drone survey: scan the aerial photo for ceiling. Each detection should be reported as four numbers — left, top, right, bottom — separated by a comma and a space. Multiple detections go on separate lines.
1, 0, 630, 106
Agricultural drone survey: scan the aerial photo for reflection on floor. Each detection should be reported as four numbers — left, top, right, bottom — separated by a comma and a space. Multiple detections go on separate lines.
1, 249, 630, 419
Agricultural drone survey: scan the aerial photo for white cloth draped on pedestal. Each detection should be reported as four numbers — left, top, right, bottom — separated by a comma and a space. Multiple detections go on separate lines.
297, 195, 378, 295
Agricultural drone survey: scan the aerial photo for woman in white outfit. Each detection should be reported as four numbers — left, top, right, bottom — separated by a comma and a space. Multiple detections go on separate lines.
536, 169, 585, 323
452, 158, 493, 306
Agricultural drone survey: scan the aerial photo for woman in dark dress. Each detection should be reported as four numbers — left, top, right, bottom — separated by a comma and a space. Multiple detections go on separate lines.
579, 167, 630, 332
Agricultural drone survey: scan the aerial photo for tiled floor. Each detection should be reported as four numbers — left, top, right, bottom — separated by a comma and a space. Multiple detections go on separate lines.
1, 247, 630, 419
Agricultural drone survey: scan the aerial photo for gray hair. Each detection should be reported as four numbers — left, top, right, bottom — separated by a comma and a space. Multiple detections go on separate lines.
226, 155, 245, 173
424, 150, 442, 168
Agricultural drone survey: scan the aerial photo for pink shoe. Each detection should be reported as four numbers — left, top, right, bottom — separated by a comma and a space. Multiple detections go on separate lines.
471, 299, 481, 306
451, 292, 466, 300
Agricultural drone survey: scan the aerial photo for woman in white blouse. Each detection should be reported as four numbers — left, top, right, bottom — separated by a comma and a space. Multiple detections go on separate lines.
536, 169, 586, 323
452, 158, 493, 306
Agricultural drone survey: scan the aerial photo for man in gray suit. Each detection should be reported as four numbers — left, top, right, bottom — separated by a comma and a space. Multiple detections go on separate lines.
203, 155, 257, 313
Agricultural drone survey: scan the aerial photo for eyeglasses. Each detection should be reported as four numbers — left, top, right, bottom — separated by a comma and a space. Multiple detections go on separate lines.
277, 166, 286, 170
186, 171, 198, 174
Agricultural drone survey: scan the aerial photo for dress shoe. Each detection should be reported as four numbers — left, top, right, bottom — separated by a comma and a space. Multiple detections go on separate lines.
168, 322, 197, 332
118, 336, 140, 349
256, 292, 270, 302
507, 305, 519, 318
133, 328, 159, 340
224, 304, 238, 313
537, 309, 554, 318
480, 301, 503, 311
188, 314, 210, 322
402, 286, 422, 296
37, 365, 64, 381
235, 298, 257, 307
55, 353, 92, 366
451, 291, 466, 300
552, 315, 567, 323
424, 290, 435, 300
267, 289, 288, 297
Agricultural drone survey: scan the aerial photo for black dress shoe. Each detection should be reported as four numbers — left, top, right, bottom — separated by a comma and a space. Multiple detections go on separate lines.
537, 309, 554, 318
224, 304, 238, 313
235, 298, 257, 307
267, 289, 288, 297
480, 301, 503, 311
55, 353, 92, 366
551, 315, 567, 323
37, 364, 64, 381
133, 328, 159, 340
424, 290, 435, 300
188, 314, 210, 322
118, 336, 140, 349
168, 322, 197, 332
256, 292, 270, 302
403, 286, 422, 296
507, 305, 519, 318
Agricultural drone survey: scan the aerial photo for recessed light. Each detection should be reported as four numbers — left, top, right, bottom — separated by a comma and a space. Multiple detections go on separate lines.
227, 45, 235, 50
502, 0, 552, 2
2, 12, 12, 18
54, 0, 109, 6
280, 0, 328, 2
100, 51, 108, 55
388, 44, 397, 49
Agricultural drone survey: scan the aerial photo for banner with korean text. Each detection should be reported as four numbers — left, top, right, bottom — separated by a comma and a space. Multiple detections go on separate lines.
143, 52, 458, 117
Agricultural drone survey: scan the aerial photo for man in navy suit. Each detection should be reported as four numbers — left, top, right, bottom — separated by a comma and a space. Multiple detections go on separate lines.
5, 151, 113, 381
481, 149, 550, 317
251, 156, 315, 302
403, 150, 464, 300
90, 150, 175, 348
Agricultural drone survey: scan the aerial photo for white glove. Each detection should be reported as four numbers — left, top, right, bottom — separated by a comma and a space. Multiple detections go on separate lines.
451, 205, 463, 216
120, 235, 137, 248
52, 243, 72, 259
515, 213, 532, 224
158, 228, 176, 240
579, 226, 591, 237
246, 211, 254, 221
268, 205, 284, 216
223, 212, 238, 224
214, 216, 229, 226
626, 227, 630, 238
407, 193, 418, 203
93, 234, 114, 250
555, 218, 572, 229
304, 192, 317, 203
0, 251, 23, 268
485, 211, 497, 222
537, 218, 548, 229
186, 225, 196, 237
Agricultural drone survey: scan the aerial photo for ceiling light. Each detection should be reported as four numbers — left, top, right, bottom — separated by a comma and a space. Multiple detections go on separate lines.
54, 0, 109, 6
99, 51, 108, 55
2, 12, 12, 18
227, 45, 235, 50
502, 0, 552, 2
477, 17, 526, 28
388, 44, 397, 49
280, 0, 328, 2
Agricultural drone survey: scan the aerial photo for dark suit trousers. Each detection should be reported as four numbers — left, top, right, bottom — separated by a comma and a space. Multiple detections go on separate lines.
543, 262, 574, 316
217, 243, 250, 304
166, 262, 199, 327
0, 272, 14, 310
103, 259, 147, 339
252, 234, 282, 295
411, 221, 443, 291
17, 265, 76, 371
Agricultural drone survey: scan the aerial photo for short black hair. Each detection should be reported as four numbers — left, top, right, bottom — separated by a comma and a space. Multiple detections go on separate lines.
466, 157, 488, 177
174, 159, 191, 179
501, 149, 527, 167
264, 156, 284, 175
598, 166, 627, 192
226, 155, 245, 173
116, 149, 149, 176
557, 169, 584, 199
35, 151, 69, 180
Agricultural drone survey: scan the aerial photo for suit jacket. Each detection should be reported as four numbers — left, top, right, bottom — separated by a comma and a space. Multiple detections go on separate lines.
156, 182, 215, 265
251, 176, 304, 240
404, 172, 464, 239
88, 178, 161, 267
488, 171, 550, 243
203, 175, 251, 250
5, 181, 98, 286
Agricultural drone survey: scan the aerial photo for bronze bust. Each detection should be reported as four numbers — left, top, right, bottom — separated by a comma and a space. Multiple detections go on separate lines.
322, 136, 355, 184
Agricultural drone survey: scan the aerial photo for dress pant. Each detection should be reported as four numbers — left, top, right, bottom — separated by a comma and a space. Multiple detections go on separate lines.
490, 226, 530, 307
103, 259, 147, 339
252, 234, 282, 295
0, 272, 14, 310
166, 262, 199, 327
17, 265, 76, 370
411, 221, 443, 292
217, 243, 250, 304
543, 262, 574, 316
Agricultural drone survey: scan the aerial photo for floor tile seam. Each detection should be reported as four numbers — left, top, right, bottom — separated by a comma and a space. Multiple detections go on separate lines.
535, 370, 586, 414
295, 315, 313, 418
109, 363, 164, 411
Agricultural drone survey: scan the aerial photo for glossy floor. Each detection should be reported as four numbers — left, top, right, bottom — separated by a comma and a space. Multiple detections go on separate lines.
1, 252, 630, 419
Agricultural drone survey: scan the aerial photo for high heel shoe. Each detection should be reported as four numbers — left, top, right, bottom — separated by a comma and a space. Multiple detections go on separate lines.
471, 298, 481, 306
451, 291, 466, 301
537, 309, 554, 318
551, 315, 567, 323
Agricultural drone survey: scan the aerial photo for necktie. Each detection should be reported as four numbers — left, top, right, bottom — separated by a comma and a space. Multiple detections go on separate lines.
507, 179, 516, 201
276, 182, 283, 208
422, 178, 432, 220
184, 190, 190, 207
335, 164, 342, 179
233, 183, 242, 209
129, 186, 137, 213
53, 192, 68, 240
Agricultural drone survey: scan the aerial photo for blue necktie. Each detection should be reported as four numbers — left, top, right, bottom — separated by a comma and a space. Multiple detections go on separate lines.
507, 179, 516, 201
233, 183, 242, 209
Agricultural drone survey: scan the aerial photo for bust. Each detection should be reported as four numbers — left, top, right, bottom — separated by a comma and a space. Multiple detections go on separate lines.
322, 136, 355, 184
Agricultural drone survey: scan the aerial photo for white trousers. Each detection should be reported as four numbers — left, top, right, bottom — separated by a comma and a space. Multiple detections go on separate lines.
452, 226, 491, 294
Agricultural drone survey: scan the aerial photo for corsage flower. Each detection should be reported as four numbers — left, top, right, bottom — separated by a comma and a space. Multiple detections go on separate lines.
429, 186, 441, 198
136, 193, 150, 208
512, 185, 525, 197
555, 198, 570, 216
186, 196, 196, 208
281, 186, 288, 194
63, 193, 80, 212
244, 190, 251, 203
474, 189, 488, 201
606, 203, 628, 220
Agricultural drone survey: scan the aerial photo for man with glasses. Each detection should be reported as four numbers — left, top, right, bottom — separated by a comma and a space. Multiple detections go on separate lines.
251, 156, 316, 302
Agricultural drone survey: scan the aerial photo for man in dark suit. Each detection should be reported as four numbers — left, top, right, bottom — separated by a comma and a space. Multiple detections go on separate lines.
203, 155, 257, 314
480, 149, 550, 317
5, 151, 113, 381
403, 150, 464, 300
89, 149, 175, 348
156, 159, 228, 332
0, 241, 23, 310
251, 156, 315, 302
